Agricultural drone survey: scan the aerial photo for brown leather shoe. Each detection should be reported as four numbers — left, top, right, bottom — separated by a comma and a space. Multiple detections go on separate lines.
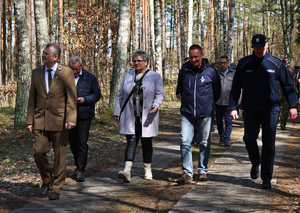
49, 192, 60, 200
198, 173, 208, 181
177, 172, 193, 184
40, 184, 50, 195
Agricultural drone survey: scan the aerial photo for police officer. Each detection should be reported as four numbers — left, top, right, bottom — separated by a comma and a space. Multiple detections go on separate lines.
228, 34, 298, 189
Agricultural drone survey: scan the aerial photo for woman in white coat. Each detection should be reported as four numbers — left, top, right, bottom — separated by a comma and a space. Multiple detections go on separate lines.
113, 49, 164, 182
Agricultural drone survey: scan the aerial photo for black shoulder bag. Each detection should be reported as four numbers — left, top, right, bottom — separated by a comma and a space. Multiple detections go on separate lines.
120, 69, 150, 116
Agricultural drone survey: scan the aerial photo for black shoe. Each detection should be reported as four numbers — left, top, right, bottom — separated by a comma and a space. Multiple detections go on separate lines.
262, 181, 272, 189
49, 192, 60, 200
40, 184, 50, 195
280, 126, 287, 130
76, 171, 85, 182
224, 141, 230, 146
250, 165, 259, 179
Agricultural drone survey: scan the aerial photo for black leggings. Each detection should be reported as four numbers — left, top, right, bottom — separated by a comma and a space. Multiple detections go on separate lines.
125, 118, 153, 163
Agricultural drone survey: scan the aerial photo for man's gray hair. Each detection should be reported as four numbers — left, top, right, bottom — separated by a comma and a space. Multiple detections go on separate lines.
69, 56, 82, 65
132, 49, 150, 63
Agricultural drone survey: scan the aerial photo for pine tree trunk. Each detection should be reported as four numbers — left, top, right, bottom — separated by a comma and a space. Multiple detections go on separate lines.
242, 3, 248, 56
178, 0, 186, 61
149, 0, 156, 69
2, 0, 7, 85
14, 0, 32, 129
186, 0, 193, 55
108, 0, 130, 109
29, 0, 36, 69
58, 0, 64, 64
161, 0, 166, 80
0, 0, 2, 86
199, 0, 204, 47
7, 0, 13, 83
154, 0, 162, 76
49, 0, 53, 43
208, 0, 214, 60
34, 0, 49, 66
219, 0, 225, 56
227, 0, 235, 62
176, 0, 182, 68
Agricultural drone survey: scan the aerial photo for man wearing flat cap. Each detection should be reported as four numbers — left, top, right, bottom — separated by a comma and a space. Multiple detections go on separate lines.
228, 34, 298, 189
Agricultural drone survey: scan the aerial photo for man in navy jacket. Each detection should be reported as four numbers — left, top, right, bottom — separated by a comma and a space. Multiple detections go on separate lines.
228, 34, 298, 189
68, 56, 101, 182
176, 44, 221, 183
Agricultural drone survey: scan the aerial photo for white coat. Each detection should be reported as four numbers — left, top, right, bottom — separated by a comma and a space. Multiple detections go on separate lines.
113, 69, 164, 137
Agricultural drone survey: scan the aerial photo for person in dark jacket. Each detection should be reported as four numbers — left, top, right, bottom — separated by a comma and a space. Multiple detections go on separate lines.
176, 44, 221, 183
68, 56, 101, 182
228, 34, 298, 189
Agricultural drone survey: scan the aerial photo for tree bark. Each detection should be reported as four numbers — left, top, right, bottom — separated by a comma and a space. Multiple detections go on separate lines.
199, 0, 204, 47
58, 0, 64, 64
49, 0, 53, 43
186, 0, 193, 55
29, 0, 36, 70
14, 0, 32, 129
108, 0, 130, 109
34, 0, 49, 66
154, 0, 162, 76
176, 0, 182, 68
161, 0, 166, 80
149, 0, 156, 69
227, 0, 235, 62
0, 0, 2, 86
2, 0, 6, 85
178, 0, 186, 61
8, 0, 13, 82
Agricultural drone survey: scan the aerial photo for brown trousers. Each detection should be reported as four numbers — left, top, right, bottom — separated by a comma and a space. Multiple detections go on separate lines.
33, 129, 68, 194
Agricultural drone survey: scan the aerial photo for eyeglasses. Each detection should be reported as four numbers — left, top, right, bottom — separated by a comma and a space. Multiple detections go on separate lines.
220, 62, 228, 64
133, 60, 145, 63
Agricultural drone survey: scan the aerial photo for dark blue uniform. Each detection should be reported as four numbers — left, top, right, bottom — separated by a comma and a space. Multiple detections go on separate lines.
228, 52, 298, 184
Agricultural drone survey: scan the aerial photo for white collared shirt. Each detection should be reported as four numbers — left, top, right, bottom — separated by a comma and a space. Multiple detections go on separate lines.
75, 70, 83, 86
45, 63, 58, 93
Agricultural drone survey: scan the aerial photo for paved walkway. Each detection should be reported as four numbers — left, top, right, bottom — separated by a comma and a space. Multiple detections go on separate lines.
13, 123, 291, 213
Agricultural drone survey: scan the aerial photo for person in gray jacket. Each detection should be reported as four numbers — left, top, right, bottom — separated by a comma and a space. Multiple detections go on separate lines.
215, 55, 235, 146
113, 49, 164, 183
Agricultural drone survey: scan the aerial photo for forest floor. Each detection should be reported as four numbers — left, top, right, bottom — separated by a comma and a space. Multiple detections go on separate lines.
0, 103, 299, 212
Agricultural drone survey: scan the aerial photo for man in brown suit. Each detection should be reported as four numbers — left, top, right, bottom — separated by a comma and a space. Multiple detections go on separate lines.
27, 43, 77, 200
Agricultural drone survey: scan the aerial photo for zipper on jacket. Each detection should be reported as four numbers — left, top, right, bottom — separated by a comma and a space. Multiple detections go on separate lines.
194, 73, 198, 117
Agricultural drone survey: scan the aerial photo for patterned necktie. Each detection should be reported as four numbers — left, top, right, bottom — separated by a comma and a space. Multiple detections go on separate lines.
47, 69, 52, 88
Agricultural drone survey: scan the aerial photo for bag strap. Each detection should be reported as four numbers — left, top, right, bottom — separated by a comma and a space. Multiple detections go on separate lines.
120, 69, 150, 116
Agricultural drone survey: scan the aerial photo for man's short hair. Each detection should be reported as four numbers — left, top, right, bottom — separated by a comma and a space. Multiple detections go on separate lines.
69, 56, 82, 65
132, 49, 150, 63
220, 55, 229, 61
189, 44, 203, 52
45, 43, 61, 58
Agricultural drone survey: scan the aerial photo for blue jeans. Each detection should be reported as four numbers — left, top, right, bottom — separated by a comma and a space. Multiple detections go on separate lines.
215, 104, 232, 142
242, 110, 279, 182
180, 114, 212, 177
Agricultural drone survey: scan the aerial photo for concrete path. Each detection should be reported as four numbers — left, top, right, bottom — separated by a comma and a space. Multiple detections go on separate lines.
12, 122, 290, 213
170, 123, 290, 213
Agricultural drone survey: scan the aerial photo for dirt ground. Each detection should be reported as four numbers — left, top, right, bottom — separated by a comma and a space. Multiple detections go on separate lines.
0, 106, 299, 212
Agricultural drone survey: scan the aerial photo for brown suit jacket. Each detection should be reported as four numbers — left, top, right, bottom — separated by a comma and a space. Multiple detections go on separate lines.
27, 64, 77, 131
